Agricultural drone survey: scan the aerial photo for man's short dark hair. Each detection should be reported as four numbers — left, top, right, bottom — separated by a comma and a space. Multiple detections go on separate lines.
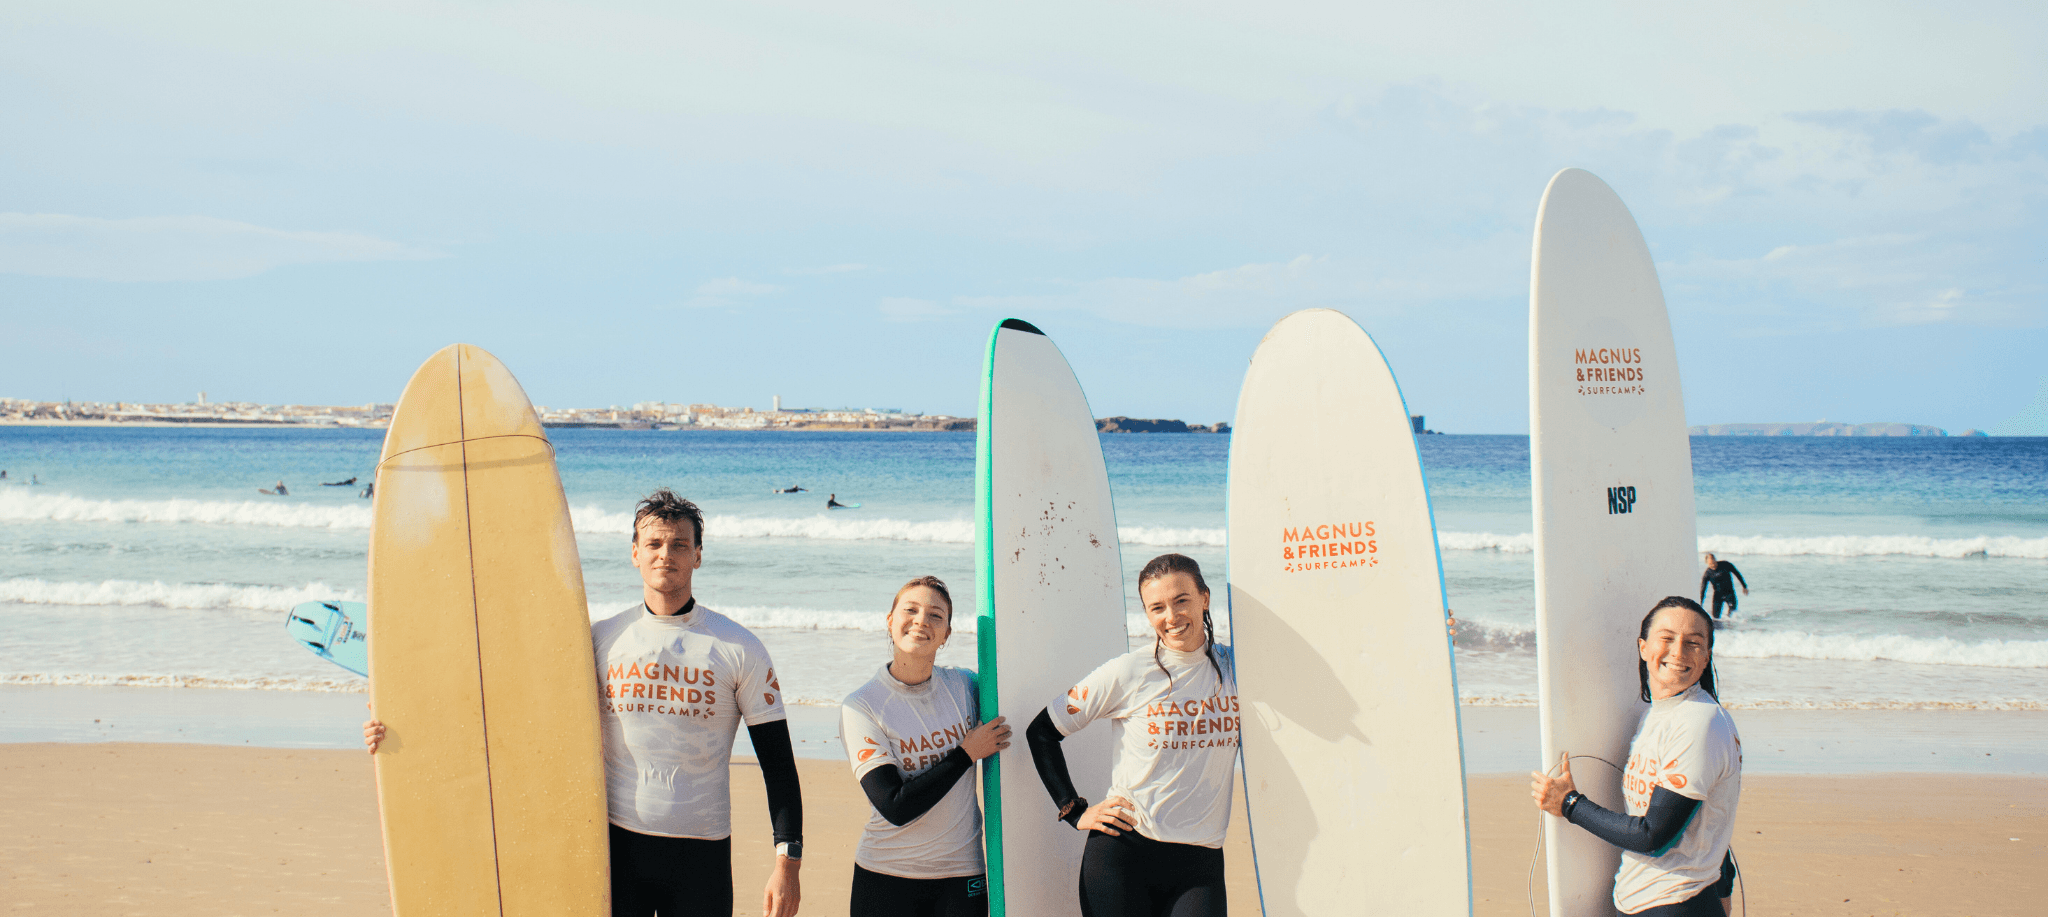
633, 488, 705, 546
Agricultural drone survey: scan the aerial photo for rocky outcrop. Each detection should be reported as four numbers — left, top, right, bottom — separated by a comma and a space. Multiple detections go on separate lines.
1687, 422, 1949, 437
1096, 416, 1189, 433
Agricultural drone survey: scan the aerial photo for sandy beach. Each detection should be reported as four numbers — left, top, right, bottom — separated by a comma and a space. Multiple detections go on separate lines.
2, 742, 2039, 917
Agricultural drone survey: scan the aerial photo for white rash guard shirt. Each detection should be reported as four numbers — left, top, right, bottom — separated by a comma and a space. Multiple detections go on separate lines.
840, 663, 986, 879
593, 603, 786, 839
1612, 683, 1743, 914
1048, 643, 1240, 848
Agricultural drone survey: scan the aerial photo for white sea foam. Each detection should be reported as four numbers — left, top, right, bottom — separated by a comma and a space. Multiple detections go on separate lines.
1716, 630, 2048, 669
0, 672, 366, 692
0, 578, 359, 612
1437, 532, 1536, 553
1, 491, 1227, 546
12, 490, 2046, 558
1697, 533, 2048, 560
1432, 530, 2048, 559
0, 489, 375, 529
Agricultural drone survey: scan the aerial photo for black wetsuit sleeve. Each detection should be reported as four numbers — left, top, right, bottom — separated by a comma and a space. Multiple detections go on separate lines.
1564, 785, 1700, 855
1026, 709, 1086, 827
857, 748, 974, 826
1700, 568, 1713, 602
1728, 563, 1747, 590
746, 720, 803, 845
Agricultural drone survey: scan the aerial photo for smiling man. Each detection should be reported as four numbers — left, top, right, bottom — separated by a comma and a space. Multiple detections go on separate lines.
593, 488, 805, 917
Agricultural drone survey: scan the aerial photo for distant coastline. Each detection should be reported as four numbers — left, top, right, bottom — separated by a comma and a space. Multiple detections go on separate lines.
1690, 421, 1988, 437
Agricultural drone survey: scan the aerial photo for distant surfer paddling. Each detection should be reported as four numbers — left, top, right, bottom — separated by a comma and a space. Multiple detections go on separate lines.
1531, 597, 1741, 916
1024, 553, 1238, 917
773, 485, 807, 494
322, 476, 357, 487
826, 494, 845, 508
368, 489, 805, 917
840, 575, 1010, 916
1698, 553, 1748, 620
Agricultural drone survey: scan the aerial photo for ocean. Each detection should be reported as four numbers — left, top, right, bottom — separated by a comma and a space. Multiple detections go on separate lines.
3, 427, 2045, 714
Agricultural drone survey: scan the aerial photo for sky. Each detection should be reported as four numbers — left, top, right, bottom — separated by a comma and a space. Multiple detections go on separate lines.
3, 1, 2045, 433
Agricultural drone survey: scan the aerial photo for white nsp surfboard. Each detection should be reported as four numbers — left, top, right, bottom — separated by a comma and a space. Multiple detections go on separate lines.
1228, 309, 1472, 917
1531, 169, 1700, 916
975, 318, 1130, 917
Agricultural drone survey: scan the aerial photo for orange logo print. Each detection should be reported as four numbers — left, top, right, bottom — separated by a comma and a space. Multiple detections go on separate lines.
1066, 705, 1080, 715
857, 748, 877, 763
764, 693, 776, 704
767, 669, 781, 691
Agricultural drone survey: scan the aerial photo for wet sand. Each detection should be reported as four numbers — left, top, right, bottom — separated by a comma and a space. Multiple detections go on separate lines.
2, 743, 2040, 916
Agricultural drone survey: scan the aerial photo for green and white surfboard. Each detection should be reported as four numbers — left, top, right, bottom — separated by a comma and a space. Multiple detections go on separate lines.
976, 318, 1129, 917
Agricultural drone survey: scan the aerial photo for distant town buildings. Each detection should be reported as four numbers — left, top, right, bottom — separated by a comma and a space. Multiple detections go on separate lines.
0, 397, 970, 431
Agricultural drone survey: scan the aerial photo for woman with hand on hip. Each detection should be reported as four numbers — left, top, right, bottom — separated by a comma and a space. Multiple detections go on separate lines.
1532, 596, 1742, 916
841, 576, 1012, 917
1025, 553, 1240, 917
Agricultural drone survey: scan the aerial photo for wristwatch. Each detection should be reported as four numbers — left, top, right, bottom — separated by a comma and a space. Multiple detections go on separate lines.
775, 841, 803, 861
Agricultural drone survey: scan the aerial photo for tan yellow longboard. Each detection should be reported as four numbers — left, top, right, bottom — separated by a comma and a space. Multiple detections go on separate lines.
369, 344, 608, 916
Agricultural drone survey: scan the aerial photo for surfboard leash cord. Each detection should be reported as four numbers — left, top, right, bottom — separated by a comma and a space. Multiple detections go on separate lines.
1525, 754, 1746, 917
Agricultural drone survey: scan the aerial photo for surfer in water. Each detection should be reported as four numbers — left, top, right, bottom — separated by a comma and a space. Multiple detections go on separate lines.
1025, 553, 1237, 917
1531, 596, 1741, 916
827, 494, 845, 508
773, 485, 807, 494
322, 476, 357, 487
1698, 553, 1748, 620
840, 575, 1010, 916
366, 489, 805, 917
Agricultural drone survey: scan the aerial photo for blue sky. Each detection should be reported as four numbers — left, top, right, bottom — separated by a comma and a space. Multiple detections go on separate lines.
4, 2, 2045, 433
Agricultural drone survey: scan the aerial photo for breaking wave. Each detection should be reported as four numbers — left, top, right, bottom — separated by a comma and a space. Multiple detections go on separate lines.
0, 672, 366, 692
0, 578, 359, 612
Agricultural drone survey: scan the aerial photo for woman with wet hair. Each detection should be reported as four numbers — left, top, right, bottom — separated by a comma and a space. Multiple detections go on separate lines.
1025, 553, 1239, 917
1531, 596, 1742, 916
841, 575, 1012, 917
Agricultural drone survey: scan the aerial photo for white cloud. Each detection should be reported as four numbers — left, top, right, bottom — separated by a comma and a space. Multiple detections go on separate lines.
682, 276, 783, 308
0, 213, 439, 282
694, 277, 783, 296
878, 297, 953, 322
954, 235, 1527, 329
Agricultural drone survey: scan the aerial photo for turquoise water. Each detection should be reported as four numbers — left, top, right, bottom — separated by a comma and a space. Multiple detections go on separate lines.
3, 428, 2045, 709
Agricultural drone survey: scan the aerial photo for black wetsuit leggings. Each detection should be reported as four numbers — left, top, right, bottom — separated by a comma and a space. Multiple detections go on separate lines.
849, 865, 988, 917
1711, 592, 1737, 618
1632, 852, 1738, 917
1079, 829, 1226, 917
609, 824, 733, 917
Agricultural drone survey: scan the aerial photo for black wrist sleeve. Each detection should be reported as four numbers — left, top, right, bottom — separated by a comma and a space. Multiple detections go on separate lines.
1026, 709, 1083, 819
1564, 784, 1700, 855
746, 719, 803, 845
858, 747, 973, 827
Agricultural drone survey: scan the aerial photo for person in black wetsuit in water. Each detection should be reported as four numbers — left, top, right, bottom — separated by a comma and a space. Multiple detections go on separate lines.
1698, 553, 1748, 620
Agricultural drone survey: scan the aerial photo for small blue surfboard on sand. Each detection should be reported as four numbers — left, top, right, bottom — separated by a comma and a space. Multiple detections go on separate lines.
286, 600, 368, 676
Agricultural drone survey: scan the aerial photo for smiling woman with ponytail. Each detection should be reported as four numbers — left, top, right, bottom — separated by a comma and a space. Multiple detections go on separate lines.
1024, 553, 1240, 917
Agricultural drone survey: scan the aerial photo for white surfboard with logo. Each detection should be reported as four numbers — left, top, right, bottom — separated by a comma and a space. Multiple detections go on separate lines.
975, 318, 1129, 917
1228, 309, 1472, 916
1531, 169, 1699, 916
